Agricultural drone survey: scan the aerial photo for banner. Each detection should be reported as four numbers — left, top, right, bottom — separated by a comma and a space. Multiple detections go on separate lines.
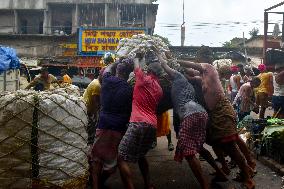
79, 28, 146, 56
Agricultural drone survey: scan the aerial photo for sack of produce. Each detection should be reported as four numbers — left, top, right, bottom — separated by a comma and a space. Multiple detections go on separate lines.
116, 34, 181, 71
213, 59, 232, 70
53, 84, 81, 97
117, 35, 183, 112
0, 90, 88, 189
116, 34, 169, 58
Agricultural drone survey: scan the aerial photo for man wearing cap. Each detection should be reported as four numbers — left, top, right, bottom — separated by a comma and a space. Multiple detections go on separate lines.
272, 63, 284, 118
118, 55, 163, 189
256, 64, 273, 118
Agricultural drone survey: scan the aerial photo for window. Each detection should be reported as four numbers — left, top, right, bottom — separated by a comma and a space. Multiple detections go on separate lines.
39, 21, 43, 34
120, 5, 145, 27
80, 4, 105, 27
20, 20, 27, 34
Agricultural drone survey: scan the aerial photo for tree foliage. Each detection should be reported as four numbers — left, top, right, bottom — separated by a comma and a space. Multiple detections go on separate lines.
222, 37, 244, 48
272, 24, 280, 38
249, 28, 259, 38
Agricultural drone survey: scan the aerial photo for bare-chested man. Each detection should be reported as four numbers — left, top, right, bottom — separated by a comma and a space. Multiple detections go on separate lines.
178, 60, 255, 189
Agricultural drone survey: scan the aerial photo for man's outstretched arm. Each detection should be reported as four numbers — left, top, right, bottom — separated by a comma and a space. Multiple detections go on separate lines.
158, 53, 176, 78
150, 46, 175, 78
177, 60, 204, 74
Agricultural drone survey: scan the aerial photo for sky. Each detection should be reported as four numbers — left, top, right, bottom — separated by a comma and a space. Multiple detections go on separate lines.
153, 0, 284, 46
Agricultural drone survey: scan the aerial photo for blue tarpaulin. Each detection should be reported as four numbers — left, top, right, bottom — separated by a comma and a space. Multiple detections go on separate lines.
0, 46, 20, 72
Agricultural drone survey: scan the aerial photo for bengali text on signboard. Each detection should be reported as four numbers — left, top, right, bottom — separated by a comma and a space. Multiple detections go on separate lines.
79, 28, 146, 55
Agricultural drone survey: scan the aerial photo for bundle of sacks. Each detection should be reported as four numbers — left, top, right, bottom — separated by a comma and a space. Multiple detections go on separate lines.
0, 89, 88, 189
52, 84, 81, 97
116, 34, 181, 71
116, 35, 181, 113
213, 59, 232, 70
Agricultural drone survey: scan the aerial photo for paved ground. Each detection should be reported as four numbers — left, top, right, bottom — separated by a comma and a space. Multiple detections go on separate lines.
104, 111, 283, 189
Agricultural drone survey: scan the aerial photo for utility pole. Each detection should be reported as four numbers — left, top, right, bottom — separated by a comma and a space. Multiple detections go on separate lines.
181, 0, 185, 46
243, 32, 248, 64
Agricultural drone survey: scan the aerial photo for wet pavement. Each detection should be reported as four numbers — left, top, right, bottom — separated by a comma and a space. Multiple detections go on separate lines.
104, 112, 283, 189
105, 136, 282, 189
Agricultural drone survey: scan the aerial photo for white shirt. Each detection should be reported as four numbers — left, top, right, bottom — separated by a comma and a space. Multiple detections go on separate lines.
230, 74, 239, 92
273, 74, 284, 96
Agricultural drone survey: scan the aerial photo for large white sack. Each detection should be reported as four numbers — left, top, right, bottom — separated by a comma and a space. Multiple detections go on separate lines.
0, 90, 88, 189
116, 34, 170, 59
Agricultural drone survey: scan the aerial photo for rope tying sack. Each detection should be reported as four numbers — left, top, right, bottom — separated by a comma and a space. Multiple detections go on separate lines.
0, 90, 88, 189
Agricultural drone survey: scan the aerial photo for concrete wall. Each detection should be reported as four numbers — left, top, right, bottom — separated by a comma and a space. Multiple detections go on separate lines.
0, 35, 263, 58
0, 0, 154, 10
46, 0, 153, 5
13, 0, 45, 9
0, 0, 45, 10
170, 46, 263, 59
145, 4, 158, 34
246, 38, 264, 48
0, 35, 77, 57
0, 0, 158, 34
246, 38, 281, 48
0, 10, 15, 33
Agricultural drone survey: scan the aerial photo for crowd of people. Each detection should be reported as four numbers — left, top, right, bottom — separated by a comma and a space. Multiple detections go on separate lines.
25, 48, 284, 189
80, 48, 284, 189
225, 62, 284, 120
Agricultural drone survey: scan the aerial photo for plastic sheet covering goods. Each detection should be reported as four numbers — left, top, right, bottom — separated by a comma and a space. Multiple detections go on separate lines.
0, 90, 88, 189
0, 46, 20, 72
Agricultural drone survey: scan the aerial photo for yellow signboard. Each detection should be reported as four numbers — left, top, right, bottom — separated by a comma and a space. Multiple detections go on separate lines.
60, 44, 78, 49
79, 28, 146, 55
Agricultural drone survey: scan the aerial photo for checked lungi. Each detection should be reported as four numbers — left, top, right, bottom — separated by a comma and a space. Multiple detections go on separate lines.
175, 112, 208, 162
90, 129, 124, 171
119, 122, 156, 163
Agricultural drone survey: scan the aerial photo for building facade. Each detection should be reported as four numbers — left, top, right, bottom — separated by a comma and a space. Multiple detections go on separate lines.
245, 35, 281, 48
0, 0, 158, 35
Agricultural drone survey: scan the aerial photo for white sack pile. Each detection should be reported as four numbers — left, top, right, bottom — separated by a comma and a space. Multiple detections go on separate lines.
213, 59, 232, 70
53, 84, 81, 97
116, 34, 169, 58
117, 35, 179, 113
0, 90, 88, 189
116, 34, 181, 71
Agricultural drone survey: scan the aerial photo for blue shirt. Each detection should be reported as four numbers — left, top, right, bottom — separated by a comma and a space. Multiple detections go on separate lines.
97, 72, 132, 132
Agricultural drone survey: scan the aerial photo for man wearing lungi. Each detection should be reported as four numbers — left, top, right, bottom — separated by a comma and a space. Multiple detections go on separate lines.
118, 55, 163, 189
155, 48, 230, 188
90, 60, 133, 189
178, 60, 255, 189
